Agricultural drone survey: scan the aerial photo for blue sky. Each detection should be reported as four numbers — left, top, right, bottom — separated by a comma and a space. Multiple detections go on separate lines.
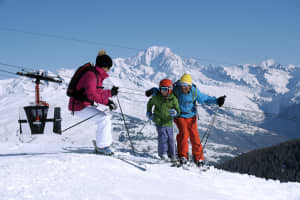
0, 0, 299, 78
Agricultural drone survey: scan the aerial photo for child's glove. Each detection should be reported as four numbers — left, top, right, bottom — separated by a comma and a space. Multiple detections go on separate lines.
145, 89, 153, 97
217, 95, 226, 107
146, 112, 154, 120
169, 109, 177, 117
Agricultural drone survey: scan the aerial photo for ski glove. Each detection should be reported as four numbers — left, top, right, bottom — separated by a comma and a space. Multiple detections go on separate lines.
106, 99, 117, 111
145, 89, 153, 97
217, 95, 226, 107
169, 109, 177, 117
146, 112, 154, 120
111, 86, 119, 96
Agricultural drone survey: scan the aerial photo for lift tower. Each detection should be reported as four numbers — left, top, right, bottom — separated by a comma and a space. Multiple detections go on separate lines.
17, 71, 63, 135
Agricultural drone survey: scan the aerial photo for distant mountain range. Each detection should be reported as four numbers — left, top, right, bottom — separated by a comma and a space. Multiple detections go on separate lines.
111, 46, 300, 162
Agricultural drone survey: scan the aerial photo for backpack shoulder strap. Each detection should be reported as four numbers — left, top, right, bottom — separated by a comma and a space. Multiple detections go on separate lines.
79, 63, 100, 87
89, 64, 100, 87
192, 83, 197, 103
67, 63, 100, 98
173, 80, 180, 98
74, 63, 93, 83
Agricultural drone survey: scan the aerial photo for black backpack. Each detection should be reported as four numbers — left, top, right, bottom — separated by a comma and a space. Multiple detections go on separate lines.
67, 63, 100, 104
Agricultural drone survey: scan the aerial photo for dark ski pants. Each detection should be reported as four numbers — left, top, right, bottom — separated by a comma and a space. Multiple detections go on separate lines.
156, 126, 176, 159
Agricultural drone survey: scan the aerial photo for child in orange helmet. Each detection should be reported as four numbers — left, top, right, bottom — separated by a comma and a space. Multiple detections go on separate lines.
146, 79, 180, 161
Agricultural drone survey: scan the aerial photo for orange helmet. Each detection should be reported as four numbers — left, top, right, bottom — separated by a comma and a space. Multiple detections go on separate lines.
159, 79, 173, 95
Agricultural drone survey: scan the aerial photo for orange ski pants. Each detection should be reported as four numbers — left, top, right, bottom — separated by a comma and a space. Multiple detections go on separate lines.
174, 116, 204, 161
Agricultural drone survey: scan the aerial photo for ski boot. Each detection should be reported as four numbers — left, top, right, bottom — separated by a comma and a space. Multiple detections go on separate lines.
195, 160, 205, 167
95, 146, 114, 156
179, 157, 188, 165
173, 157, 188, 167
194, 159, 210, 171
160, 154, 169, 161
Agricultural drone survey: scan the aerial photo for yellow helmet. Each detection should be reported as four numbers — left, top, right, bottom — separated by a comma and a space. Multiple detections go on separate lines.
180, 73, 192, 85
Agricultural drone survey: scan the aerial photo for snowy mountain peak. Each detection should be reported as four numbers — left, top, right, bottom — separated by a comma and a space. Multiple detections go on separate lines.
259, 59, 289, 71
132, 46, 184, 71
261, 59, 276, 69
138, 46, 173, 64
136, 46, 174, 64
111, 46, 186, 84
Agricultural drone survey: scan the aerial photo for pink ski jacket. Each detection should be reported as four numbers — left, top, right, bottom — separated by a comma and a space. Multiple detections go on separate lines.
68, 66, 111, 111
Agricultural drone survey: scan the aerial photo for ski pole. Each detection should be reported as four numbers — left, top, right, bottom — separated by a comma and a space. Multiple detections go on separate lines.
116, 95, 137, 155
62, 108, 108, 133
136, 120, 150, 135
201, 106, 219, 151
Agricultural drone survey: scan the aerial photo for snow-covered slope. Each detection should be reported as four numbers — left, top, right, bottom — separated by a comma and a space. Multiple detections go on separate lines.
0, 46, 300, 199
1, 141, 300, 200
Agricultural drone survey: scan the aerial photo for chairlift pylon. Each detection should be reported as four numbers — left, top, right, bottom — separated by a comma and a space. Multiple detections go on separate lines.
17, 70, 63, 135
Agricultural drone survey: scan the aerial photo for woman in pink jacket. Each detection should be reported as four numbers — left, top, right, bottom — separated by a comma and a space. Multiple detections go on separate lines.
68, 51, 118, 155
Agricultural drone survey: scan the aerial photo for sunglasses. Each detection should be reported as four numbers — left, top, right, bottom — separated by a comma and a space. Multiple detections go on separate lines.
180, 82, 190, 87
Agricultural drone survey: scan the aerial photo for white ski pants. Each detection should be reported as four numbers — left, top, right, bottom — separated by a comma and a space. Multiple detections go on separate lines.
74, 106, 112, 148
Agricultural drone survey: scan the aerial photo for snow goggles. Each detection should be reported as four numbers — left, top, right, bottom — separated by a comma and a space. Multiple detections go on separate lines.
180, 82, 191, 87
159, 86, 172, 92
